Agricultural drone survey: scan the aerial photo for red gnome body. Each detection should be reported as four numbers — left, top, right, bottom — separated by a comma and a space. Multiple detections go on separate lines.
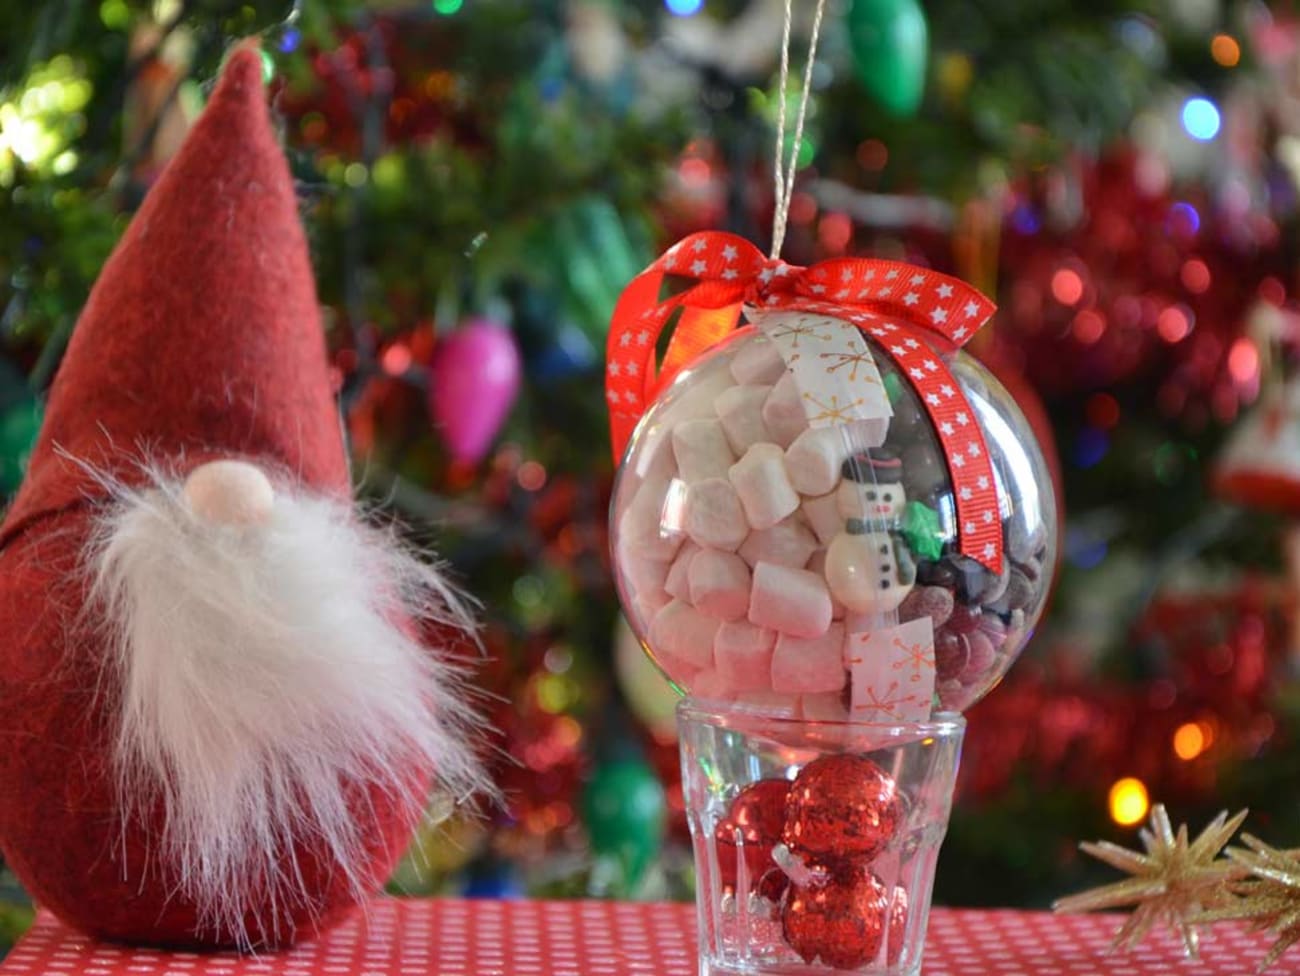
0, 45, 483, 949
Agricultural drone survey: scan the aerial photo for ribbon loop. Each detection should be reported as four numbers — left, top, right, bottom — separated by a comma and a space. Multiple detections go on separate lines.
606, 232, 1005, 573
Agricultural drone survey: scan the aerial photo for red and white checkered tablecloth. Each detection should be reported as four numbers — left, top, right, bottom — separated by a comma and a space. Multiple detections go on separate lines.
0, 898, 1294, 975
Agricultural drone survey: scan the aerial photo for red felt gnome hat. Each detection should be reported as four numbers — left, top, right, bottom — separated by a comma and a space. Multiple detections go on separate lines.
0, 42, 347, 548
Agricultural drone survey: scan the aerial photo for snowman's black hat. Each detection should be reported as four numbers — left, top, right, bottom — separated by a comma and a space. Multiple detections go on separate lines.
842, 448, 902, 484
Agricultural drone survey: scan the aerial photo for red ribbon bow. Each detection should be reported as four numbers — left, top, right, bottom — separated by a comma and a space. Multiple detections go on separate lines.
605, 231, 1004, 574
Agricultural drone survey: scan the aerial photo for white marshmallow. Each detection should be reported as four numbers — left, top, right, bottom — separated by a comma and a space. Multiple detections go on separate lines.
713, 621, 775, 692
802, 491, 844, 545
844, 417, 889, 451
729, 337, 787, 386
664, 543, 700, 601
772, 625, 847, 694
684, 478, 749, 551
620, 541, 672, 608
692, 669, 737, 702
688, 549, 751, 621
730, 443, 800, 530
742, 691, 801, 717
672, 418, 735, 483
649, 600, 722, 670
739, 517, 818, 569
785, 426, 849, 497
618, 474, 685, 562
748, 562, 833, 639
762, 372, 807, 448
800, 692, 849, 722
662, 363, 738, 424
630, 421, 678, 482
716, 385, 772, 455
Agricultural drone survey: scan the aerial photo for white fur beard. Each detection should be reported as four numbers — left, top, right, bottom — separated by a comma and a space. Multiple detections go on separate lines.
84, 466, 487, 945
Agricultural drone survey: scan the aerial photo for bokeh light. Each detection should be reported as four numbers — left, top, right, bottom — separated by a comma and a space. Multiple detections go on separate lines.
1210, 34, 1241, 67
1227, 337, 1260, 385
1051, 268, 1085, 306
1086, 393, 1121, 429
1181, 97, 1221, 141
1072, 310, 1106, 344
665, 0, 703, 15
1173, 722, 1207, 760
1180, 258, 1211, 294
432, 0, 463, 14
1157, 305, 1193, 343
1109, 777, 1150, 826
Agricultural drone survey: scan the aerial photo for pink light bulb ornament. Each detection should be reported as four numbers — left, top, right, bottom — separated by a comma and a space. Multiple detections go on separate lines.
428, 318, 522, 465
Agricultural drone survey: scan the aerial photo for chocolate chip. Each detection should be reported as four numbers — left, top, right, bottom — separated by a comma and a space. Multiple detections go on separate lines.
935, 631, 968, 679
899, 585, 955, 627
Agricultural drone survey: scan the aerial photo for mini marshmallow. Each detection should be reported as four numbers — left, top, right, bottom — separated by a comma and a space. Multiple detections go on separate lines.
649, 599, 722, 670
620, 542, 672, 607
772, 624, 847, 694
684, 478, 749, 551
630, 422, 677, 482
748, 562, 833, 639
729, 338, 787, 386
619, 474, 686, 562
762, 372, 807, 448
692, 669, 737, 702
730, 443, 799, 530
800, 692, 848, 722
663, 365, 738, 424
716, 385, 772, 455
713, 621, 775, 692
688, 549, 751, 621
739, 517, 818, 569
801, 491, 844, 545
844, 417, 888, 451
672, 418, 735, 482
742, 691, 801, 717
664, 542, 700, 601
786, 427, 848, 497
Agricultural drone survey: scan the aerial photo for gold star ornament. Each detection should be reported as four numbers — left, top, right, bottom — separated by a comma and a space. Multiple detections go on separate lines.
1053, 804, 1248, 957
1194, 833, 1300, 971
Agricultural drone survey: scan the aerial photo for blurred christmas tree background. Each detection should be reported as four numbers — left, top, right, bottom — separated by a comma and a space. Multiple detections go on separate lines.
5, 0, 1300, 947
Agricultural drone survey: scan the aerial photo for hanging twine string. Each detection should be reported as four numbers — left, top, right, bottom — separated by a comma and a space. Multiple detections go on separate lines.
769, 0, 829, 259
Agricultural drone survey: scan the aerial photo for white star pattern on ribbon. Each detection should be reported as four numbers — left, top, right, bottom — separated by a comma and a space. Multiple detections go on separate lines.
937, 283, 954, 298
722, 244, 737, 261
904, 292, 920, 306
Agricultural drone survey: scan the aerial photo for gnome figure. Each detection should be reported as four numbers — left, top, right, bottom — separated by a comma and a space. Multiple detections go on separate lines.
0, 45, 485, 950
823, 451, 917, 616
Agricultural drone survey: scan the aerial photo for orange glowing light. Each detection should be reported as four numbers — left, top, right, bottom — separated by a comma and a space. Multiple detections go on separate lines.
1157, 305, 1193, 343
1072, 310, 1106, 344
1051, 268, 1085, 306
856, 139, 888, 171
1228, 337, 1260, 384
678, 157, 711, 185
1109, 777, 1150, 826
1211, 34, 1241, 68
517, 460, 547, 492
380, 343, 413, 375
819, 212, 853, 254
1180, 258, 1211, 294
1173, 722, 1207, 760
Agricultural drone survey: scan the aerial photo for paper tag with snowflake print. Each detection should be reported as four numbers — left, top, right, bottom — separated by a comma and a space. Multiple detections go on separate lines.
845, 617, 935, 722
753, 310, 892, 445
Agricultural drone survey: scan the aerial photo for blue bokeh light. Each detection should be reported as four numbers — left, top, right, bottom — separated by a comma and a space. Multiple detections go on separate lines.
1181, 97, 1221, 141
1073, 427, 1110, 469
665, 0, 704, 15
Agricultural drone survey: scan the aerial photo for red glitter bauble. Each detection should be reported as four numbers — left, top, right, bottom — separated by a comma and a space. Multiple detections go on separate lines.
886, 886, 909, 967
781, 864, 889, 969
782, 754, 901, 859
715, 778, 790, 900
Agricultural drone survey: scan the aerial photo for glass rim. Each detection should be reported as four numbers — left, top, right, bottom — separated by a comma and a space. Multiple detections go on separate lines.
676, 696, 965, 737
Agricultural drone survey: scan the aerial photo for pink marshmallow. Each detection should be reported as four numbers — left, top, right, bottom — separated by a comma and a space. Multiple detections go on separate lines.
716, 385, 772, 455
688, 549, 752, 621
807, 549, 846, 620
772, 624, 847, 694
649, 599, 722, 670
785, 426, 849, 497
743, 691, 801, 717
762, 372, 807, 448
684, 477, 749, 551
748, 562, 834, 639
618, 474, 686, 562
739, 517, 818, 569
801, 491, 844, 544
729, 337, 787, 386
800, 692, 849, 722
672, 418, 735, 483
664, 542, 700, 601
619, 540, 671, 607
713, 621, 776, 692
692, 669, 737, 702
730, 443, 800, 530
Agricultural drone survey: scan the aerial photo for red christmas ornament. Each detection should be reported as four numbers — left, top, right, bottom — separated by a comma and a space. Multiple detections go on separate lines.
715, 778, 790, 900
783, 755, 901, 860
887, 886, 909, 967
781, 863, 889, 969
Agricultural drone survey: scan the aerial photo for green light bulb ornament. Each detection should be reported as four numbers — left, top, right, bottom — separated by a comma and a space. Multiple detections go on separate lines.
846, 0, 929, 118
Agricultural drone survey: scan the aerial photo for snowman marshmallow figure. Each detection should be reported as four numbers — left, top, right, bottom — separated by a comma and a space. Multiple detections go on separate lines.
823, 450, 918, 616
